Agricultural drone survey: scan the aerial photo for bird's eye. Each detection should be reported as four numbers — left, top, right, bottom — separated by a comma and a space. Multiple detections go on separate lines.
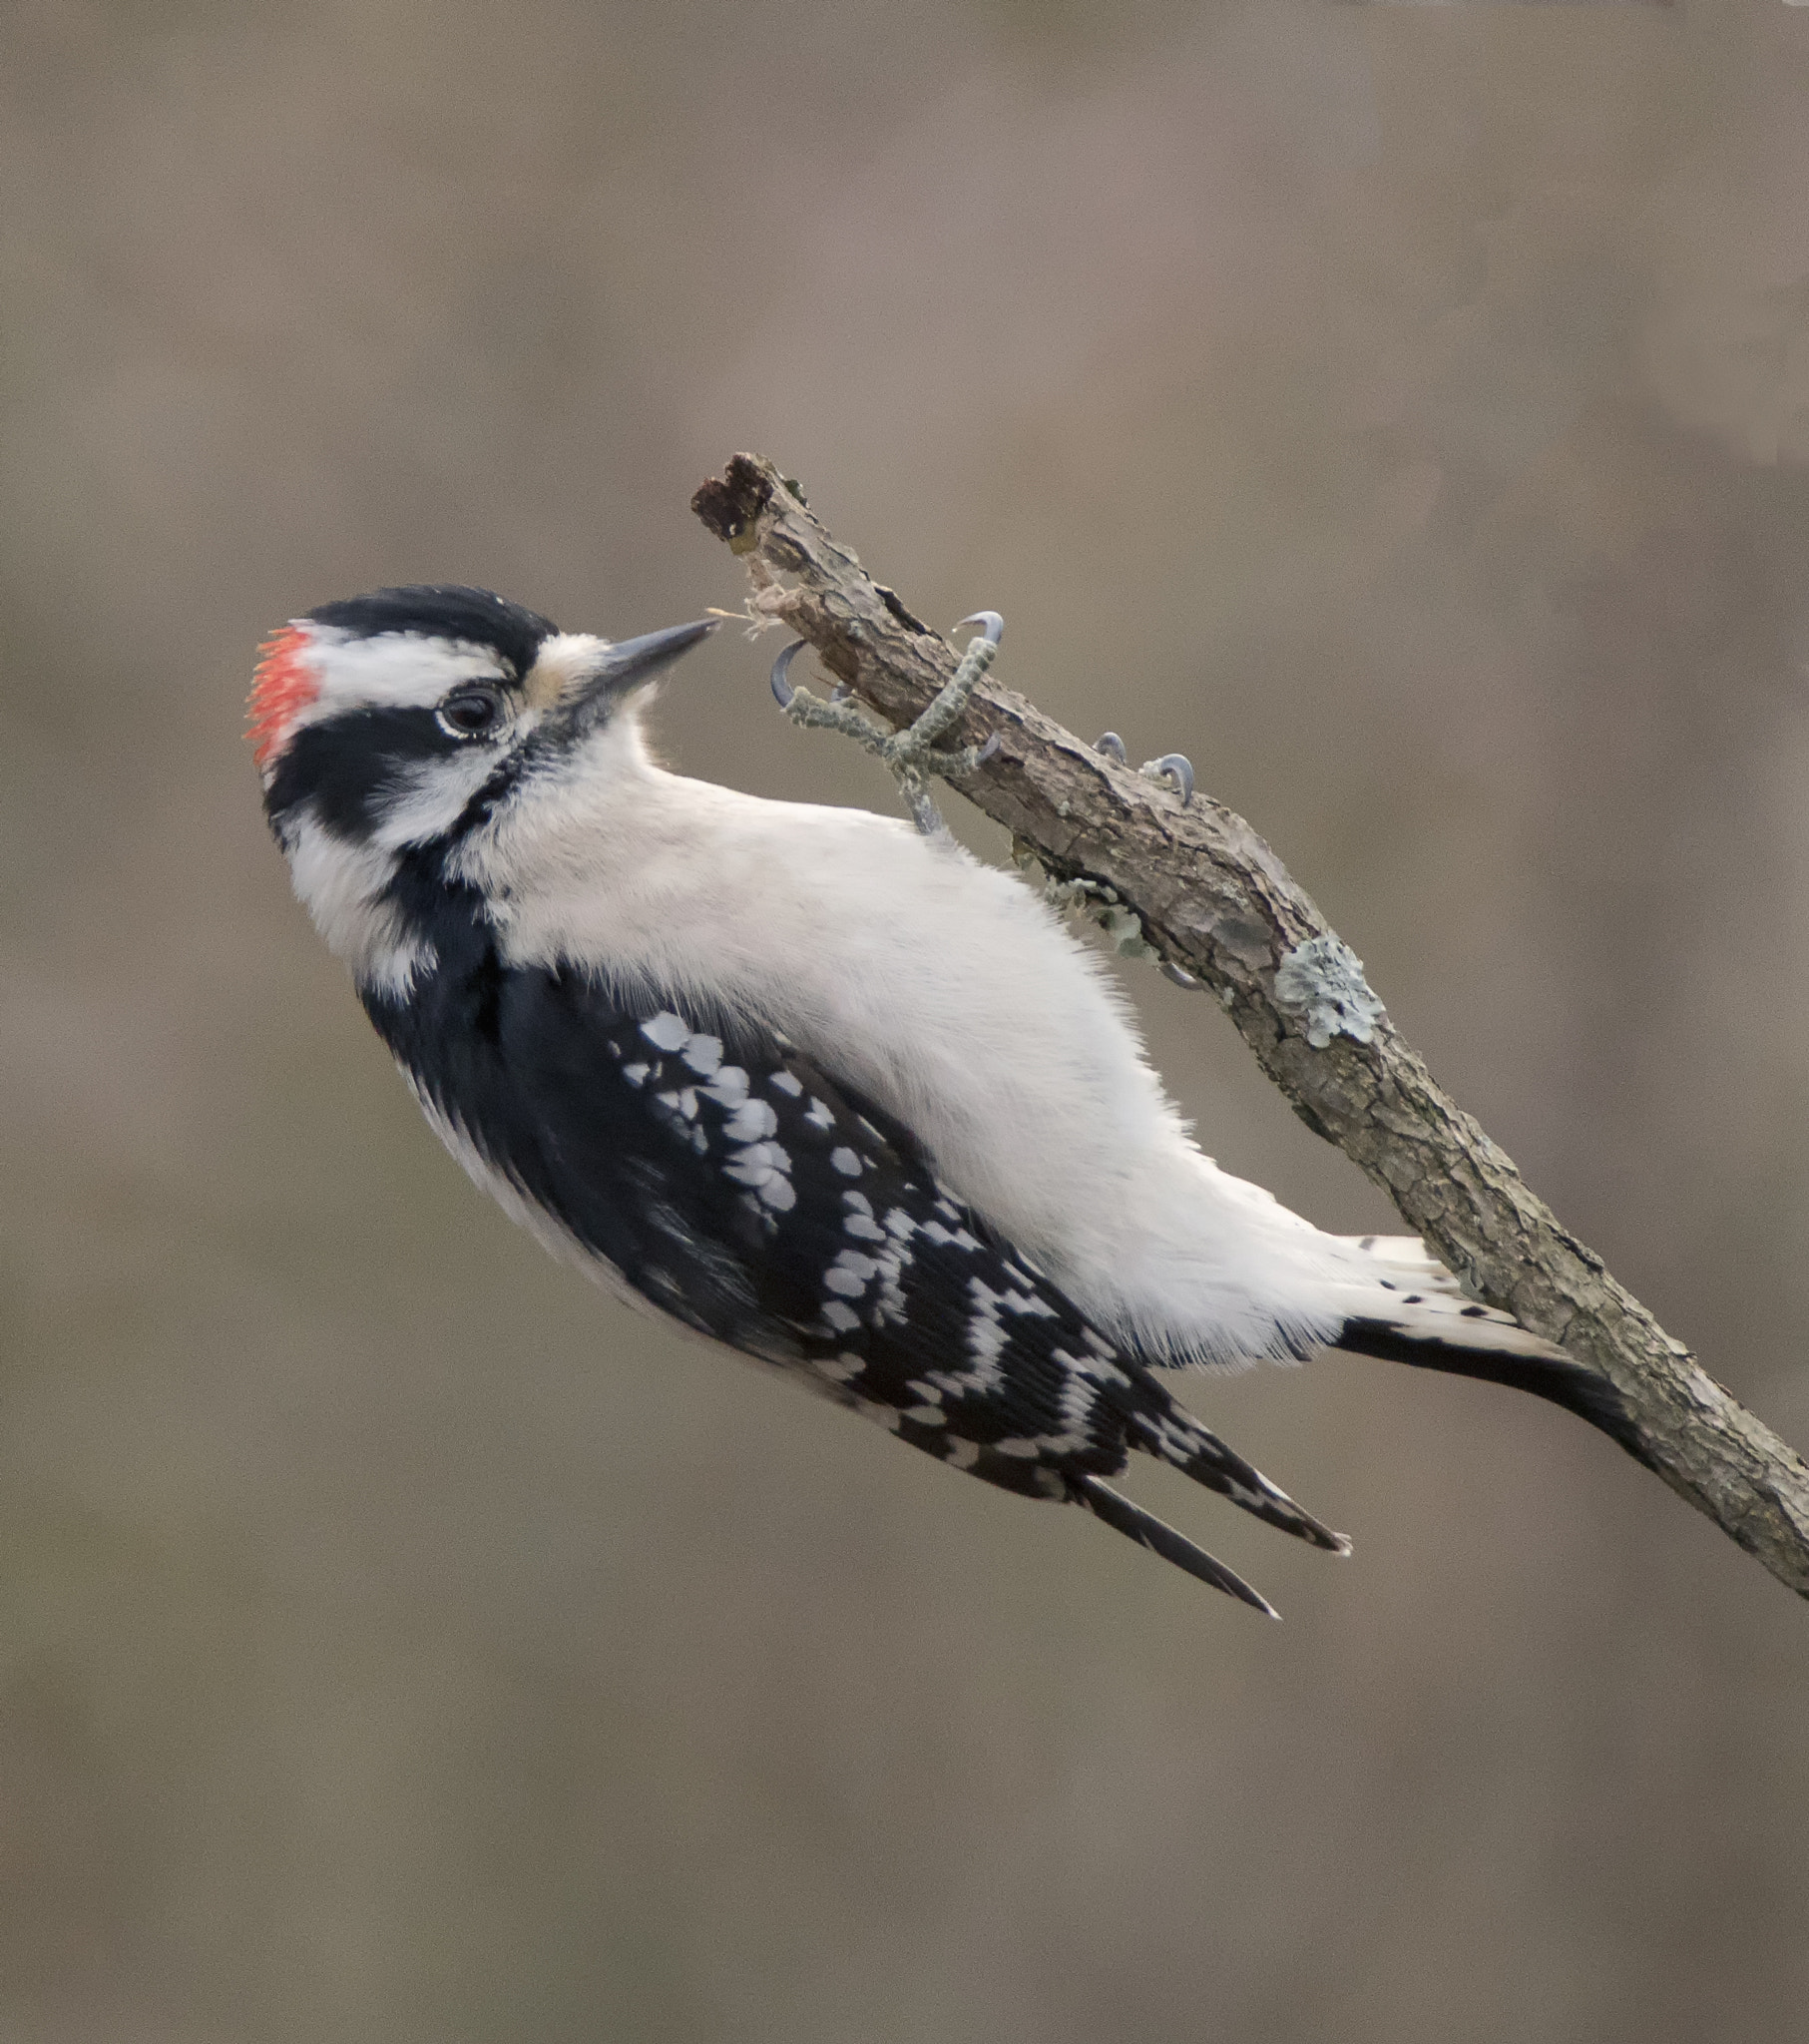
437, 686, 505, 740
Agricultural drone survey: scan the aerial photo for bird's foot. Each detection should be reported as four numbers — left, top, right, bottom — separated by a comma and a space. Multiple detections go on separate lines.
1090, 734, 1198, 987
1094, 731, 1193, 807
1140, 752, 1194, 804
770, 614, 1003, 836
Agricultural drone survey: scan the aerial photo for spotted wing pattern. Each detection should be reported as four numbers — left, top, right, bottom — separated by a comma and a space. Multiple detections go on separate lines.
369, 940, 1347, 1609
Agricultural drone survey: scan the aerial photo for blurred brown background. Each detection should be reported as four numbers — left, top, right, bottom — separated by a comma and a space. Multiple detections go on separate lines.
5, 0, 1809, 2038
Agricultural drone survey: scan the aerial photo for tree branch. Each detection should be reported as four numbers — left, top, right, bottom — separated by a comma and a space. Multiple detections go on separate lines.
692, 452, 1809, 1601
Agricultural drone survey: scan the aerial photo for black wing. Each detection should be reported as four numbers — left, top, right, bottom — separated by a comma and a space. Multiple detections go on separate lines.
370, 944, 1344, 1608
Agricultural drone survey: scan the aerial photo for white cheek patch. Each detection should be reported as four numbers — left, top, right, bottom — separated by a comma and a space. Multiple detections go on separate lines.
370, 747, 510, 851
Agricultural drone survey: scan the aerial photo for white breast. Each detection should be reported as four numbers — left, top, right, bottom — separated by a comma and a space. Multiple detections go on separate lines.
457, 720, 1374, 1366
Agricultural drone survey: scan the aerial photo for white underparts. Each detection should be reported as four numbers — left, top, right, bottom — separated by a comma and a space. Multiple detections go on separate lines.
446, 709, 1510, 1369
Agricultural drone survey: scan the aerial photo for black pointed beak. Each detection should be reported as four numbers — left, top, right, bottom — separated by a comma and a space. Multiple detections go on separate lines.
558, 618, 717, 734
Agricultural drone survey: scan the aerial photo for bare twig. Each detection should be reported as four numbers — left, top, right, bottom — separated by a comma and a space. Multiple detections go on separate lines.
692, 453, 1809, 1601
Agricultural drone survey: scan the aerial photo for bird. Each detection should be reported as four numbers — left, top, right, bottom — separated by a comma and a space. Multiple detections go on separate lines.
250, 583, 1626, 1615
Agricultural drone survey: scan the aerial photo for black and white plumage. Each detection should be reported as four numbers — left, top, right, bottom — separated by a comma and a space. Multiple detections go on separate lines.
251, 584, 1626, 1612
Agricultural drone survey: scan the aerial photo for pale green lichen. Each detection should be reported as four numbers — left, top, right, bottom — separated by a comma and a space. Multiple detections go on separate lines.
1274, 934, 1385, 1048
1012, 845, 1159, 960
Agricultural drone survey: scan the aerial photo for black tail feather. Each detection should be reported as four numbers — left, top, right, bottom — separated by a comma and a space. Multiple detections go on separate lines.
1071, 1476, 1280, 1616
1335, 1317, 1641, 1454
1120, 1384, 1353, 1555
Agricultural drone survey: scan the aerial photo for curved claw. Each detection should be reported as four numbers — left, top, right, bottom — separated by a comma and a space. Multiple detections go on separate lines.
954, 610, 1005, 647
1161, 961, 1199, 989
975, 732, 1002, 766
769, 638, 806, 710
1150, 752, 1194, 804
1096, 731, 1128, 764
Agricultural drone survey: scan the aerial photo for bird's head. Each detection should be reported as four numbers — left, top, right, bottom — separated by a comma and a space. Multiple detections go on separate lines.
249, 584, 714, 989
251, 584, 714, 850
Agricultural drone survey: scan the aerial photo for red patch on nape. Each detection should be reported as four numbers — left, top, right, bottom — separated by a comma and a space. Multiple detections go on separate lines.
246, 624, 321, 769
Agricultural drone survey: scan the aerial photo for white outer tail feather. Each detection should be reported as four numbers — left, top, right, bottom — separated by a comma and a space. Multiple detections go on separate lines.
1327, 1234, 1568, 1360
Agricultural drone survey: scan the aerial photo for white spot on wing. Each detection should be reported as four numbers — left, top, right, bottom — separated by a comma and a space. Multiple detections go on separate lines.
724, 1099, 778, 1142
680, 1034, 723, 1076
705, 1067, 750, 1108
722, 1143, 784, 1188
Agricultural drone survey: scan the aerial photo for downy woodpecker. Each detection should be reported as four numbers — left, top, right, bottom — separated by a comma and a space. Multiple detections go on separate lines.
251, 584, 1622, 1614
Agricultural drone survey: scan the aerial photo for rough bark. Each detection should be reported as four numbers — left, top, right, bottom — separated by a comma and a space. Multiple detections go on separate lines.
692, 452, 1809, 1601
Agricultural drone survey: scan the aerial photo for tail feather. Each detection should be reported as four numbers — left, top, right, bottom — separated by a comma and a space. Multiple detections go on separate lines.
1334, 1311, 1639, 1452
1123, 1386, 1353, 1555
1325, 1235, 1639, 1451
1074, 1230, 1637, 1607
1335, 1232, 1468, 1293
1071, 1476, 1279, 1616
